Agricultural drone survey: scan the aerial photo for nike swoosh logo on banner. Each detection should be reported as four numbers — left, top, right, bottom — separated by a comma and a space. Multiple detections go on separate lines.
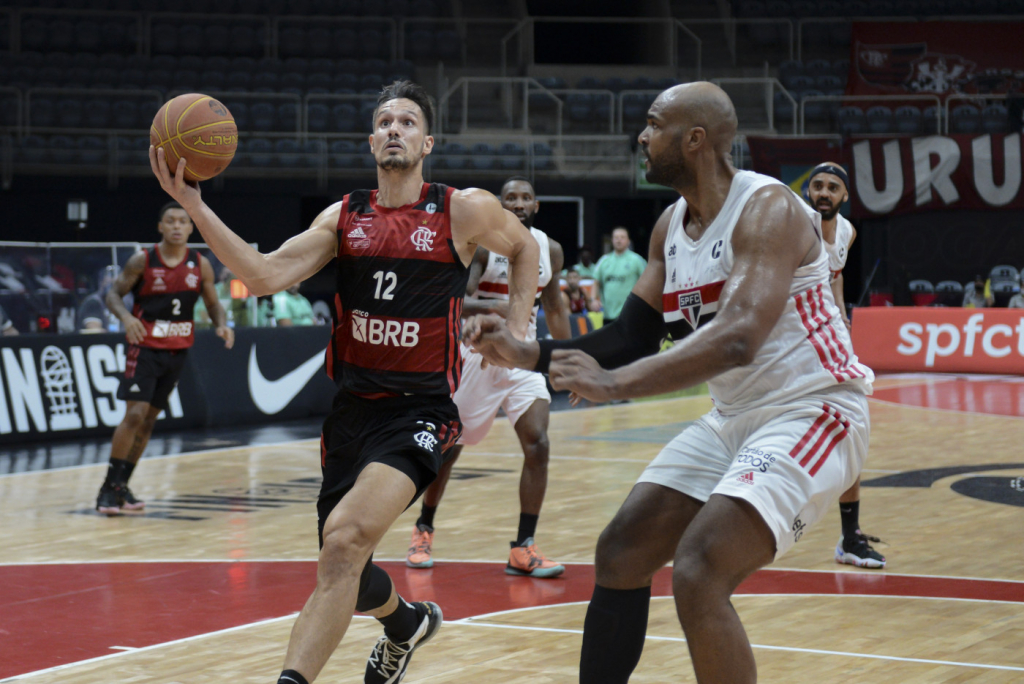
248, 345, 325, 415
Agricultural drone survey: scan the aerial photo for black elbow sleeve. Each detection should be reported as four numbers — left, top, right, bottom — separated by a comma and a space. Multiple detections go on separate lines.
535, 293, 666, 373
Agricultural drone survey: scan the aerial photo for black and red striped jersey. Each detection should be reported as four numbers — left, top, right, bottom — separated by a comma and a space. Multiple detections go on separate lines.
131, 246, 202, 350
326, 182, 470, 398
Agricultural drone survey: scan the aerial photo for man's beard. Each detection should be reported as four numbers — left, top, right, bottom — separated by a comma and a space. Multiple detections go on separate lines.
378, 153, 416, 171
816, 202, 840, 221
516, 210, 536, 228
643, 144, 689, 188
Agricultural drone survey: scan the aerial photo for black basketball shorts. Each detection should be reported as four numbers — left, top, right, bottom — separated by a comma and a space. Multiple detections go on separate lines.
116, 344, 189, 411
317, 391, 462, 546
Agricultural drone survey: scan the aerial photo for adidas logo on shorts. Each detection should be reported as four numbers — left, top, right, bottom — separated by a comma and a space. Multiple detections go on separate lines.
736, 472, 754, 485
129, 383, 141, 392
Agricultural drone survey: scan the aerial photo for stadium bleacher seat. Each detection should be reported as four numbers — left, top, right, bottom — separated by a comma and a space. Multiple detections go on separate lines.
250, 102, 276, 131
801, 90, 826, 121
225, 101, 248, 130
498, 142, 525, 171
533, 141, 554, 170
331, 103, 358, 132
329, 139, 358, 168
894, 105, 923, 135
922, 105, 940, 133
435, 30, 461, 60
359, 140, 375, 168
275, 138, 302, 167
307, 103, 330, 133
444, 141, 468, 170
992, 281, 1018, 307
111, 100, 138, 129
30, 98, 56, 128
78, 135, 107, 164
84, 99, 111, 129
866, 105, 894, 134
837, 106, 865, 135
950, 104, 981, 134
277, 102, 300, 131
49, 135, 76, 163
470, 142, 497, 170
908, 279, 936, 306
935, 280, 964, 307
989, 265, 1020, 284
301, 139, 323, 167
249, 137, 273, 166
982, 104, 1009, 134
19, 135, 48, 164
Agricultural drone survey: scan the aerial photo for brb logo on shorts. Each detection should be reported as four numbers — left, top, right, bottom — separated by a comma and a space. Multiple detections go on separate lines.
350, 311, 420, 347
151, 320, 193, 338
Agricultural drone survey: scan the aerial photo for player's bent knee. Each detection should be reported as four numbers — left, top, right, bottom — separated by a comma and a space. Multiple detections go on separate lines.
354, 561, 393, 613
523, 433, 549, 463
318, 523, 377, 580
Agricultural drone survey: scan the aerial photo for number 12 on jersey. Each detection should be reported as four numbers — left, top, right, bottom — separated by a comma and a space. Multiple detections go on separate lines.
372, 271, 397, 300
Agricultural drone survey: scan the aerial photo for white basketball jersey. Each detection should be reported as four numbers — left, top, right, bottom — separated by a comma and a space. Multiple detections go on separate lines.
476, 226, 552, 342
824, 213, 854, 283
662, 170, 873, 414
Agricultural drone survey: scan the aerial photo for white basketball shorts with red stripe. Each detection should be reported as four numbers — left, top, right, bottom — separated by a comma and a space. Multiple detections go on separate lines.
636, 386, 870, 558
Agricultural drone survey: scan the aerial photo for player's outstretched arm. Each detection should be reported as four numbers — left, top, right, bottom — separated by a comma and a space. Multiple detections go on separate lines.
451, 189, 539, 340
555, 185, 819, 402
150, 146, 338, 296
541, 238, 571, 340
106, 251, 147, 345
199, 255, 234, 349
464, 204, 671, 371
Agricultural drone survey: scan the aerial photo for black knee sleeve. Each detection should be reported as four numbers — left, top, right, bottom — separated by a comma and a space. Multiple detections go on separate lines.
355, 561, 393, 613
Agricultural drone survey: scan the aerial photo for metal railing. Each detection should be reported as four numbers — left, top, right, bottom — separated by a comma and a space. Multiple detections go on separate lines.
799, 94, 942, 135
438, 77, 564, 141
271, 15, 396, 61
714, 77, 797, 135
944, 93, 1015, 135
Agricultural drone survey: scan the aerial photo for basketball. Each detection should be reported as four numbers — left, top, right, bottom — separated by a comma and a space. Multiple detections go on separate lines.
150, 93, 237, 182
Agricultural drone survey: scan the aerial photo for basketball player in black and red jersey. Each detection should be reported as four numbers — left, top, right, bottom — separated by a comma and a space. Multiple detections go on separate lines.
95, 201, 233, 514
149, 80, 540, 684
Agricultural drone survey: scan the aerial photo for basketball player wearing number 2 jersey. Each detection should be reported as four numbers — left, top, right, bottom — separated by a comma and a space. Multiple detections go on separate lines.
465, 83, 874, 683
95, 201, 233, 515
407, 176, 572, 577
150, 80, 539, 684
808, 162, 886, 569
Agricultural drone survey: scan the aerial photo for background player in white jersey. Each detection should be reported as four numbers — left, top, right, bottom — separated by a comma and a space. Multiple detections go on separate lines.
407, 176, 572, 577
465, 82, 874, 683
808, 162, 886, 569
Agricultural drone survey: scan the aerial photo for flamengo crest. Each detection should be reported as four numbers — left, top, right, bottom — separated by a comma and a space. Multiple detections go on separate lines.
411, 226, 436, 251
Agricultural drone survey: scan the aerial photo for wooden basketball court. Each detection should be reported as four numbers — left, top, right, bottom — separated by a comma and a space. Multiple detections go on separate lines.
3, 374, 1024, 682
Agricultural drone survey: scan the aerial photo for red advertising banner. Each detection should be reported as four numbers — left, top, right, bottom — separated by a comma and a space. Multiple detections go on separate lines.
849, 22, 1024, 99
847, 134, 1024, 217
748, 135, 1024, 218
851, 308, 1024, 374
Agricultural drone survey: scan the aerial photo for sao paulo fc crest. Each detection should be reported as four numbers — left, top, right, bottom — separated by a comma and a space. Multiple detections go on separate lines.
677, 290, 703, 330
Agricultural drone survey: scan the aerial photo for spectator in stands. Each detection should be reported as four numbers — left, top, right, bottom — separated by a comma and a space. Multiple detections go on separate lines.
963, 274, 994, 308
1008, 287, 1024, 308
196, 267, 255, 327
0, 303, 18, 335
272, 283, 315, 326
570, 245, 597, 278
562, 268, 596, 314
594, 226, 646, 324
77, 265, 123, 333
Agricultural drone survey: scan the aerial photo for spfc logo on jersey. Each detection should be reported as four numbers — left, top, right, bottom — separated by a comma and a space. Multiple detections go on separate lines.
677, 290, 703, 329
411, 226, 436, 252
185, 272, 199, 289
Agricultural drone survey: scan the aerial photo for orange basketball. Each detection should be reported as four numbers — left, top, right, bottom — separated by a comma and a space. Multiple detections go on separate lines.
150, 93, 237, 182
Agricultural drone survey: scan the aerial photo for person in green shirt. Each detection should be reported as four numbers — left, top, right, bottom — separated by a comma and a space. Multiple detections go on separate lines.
272, 284, 315, 326
594, 227, 646, 322
570, 245, 597, 279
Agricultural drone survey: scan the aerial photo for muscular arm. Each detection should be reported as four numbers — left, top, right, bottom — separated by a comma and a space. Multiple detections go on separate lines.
464, 206, 671, 370
540, 238, 571, 340
573, 185, 819, 400
199, 256, 227, 329
106, 252, 143, 321
151, 147, 338, 296
462, 247, 508, 317
830, 226, 855, 326
451, 188, 539, 340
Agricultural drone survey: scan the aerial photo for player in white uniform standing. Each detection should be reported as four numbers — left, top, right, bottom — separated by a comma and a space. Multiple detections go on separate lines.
465, 83, 875, 683
407, 176, 572, 577
808, 162, 886, 569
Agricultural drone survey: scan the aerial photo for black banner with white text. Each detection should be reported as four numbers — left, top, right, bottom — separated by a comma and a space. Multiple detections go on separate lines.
0, 327, 336, 444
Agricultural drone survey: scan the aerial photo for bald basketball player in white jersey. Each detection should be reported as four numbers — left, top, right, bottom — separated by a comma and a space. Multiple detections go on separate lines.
465, 83, 875, 683
407, 176, 572, 577
808, 162, 886, 569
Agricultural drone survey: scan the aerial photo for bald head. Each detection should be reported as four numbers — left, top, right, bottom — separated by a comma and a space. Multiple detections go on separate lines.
655, 82, 738, 154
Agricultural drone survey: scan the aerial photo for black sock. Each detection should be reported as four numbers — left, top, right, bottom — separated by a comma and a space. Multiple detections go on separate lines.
580, 584, 651, 684
839, 500, 860, 541
417, 505, 437, 529
516, 513, 538, 544
377, 597, 425, 643
103, 458, 130, 486
122, 460, 136, 484
277, 669, 308, 684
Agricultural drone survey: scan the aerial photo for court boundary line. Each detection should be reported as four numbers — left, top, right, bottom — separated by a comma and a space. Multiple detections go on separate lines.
451, 617, 1024, 673
3, 558, 1024, 587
